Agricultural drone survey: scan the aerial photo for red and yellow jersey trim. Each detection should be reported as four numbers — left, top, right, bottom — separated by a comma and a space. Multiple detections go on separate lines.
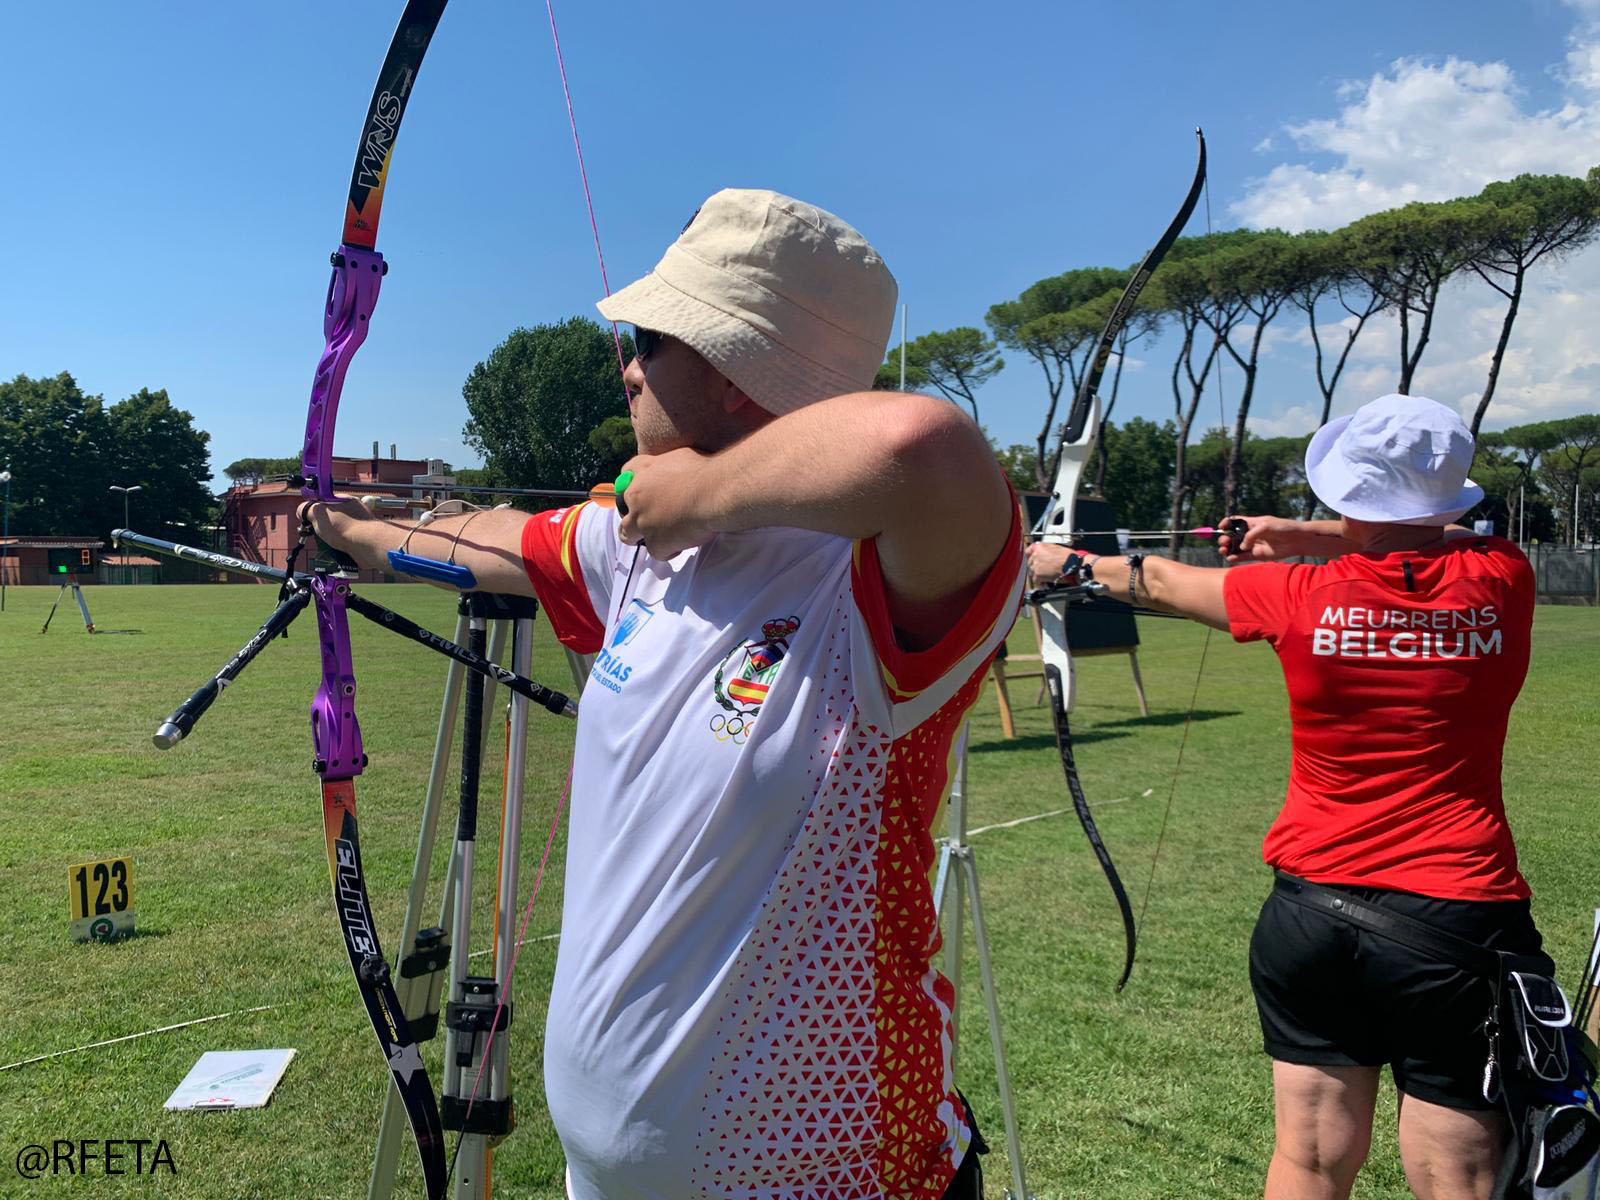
520, 505, 606, 653
850, 493, 1023, 704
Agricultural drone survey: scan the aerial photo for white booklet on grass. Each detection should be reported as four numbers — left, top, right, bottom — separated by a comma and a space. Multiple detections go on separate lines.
164, 1049, 296, 1111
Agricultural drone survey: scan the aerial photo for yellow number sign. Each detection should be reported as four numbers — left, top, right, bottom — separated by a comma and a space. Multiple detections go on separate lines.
68, 856, 136, 941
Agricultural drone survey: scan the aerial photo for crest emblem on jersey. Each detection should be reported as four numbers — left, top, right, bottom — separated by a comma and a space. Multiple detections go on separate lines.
709, 615, 801, 743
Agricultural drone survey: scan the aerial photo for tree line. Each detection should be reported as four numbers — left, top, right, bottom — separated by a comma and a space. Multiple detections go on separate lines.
0, 320, 638, 545
9, 228, 1597, 552
998, 412, 1600, 547
881, 169, 1600, 542
0, 373, 213, 541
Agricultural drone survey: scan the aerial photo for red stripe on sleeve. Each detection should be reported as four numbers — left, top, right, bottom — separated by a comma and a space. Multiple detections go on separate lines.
521, 506, 605, 653
851, 492, 1023, 702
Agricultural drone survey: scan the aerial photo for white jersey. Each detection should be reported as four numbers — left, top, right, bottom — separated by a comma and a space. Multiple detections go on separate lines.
520, 499, 1022, 1200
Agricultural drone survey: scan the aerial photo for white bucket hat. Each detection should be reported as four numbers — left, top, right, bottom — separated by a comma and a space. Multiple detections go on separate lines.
595, 188, 898, 416
1305, 393, 1483, 525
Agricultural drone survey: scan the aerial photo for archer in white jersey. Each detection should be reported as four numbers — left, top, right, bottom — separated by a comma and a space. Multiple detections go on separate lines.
521, 491, 1021, 1199
303, 186, 1020, 1199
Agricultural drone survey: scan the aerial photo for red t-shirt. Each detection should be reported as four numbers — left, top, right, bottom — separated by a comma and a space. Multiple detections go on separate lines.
1224, 537, 1534, 901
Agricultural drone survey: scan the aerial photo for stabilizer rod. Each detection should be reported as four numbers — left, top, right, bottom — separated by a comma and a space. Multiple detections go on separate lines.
116, 530, 578, 752
154, 584, 313, 748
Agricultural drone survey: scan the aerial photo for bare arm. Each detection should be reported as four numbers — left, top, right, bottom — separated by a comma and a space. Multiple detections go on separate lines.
1101, 554, 1229, 630
1026, 543, 1230, 631
304, 392, 1014, 647
1221, 516, 1356, 560
300, 502, 542, 597
617, 391, 1015, 647
1221, 515, 1477, 561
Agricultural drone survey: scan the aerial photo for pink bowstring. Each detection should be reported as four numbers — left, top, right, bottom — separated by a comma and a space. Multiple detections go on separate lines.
545, 0, 629, 391
461, 0, 615, 1125
463, 764, 572, 1117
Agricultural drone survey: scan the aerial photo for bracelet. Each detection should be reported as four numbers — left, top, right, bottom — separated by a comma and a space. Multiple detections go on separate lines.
449, 506, 492, 565
1126, 553, 1145, 604
397, 499, 502, 570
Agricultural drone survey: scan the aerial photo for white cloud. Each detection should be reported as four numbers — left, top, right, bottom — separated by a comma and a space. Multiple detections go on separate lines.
1561, 0, 1600, 91
1235, 58, 1600, 232
1231, 17, 1600, 434
1248, 402, 1328, 438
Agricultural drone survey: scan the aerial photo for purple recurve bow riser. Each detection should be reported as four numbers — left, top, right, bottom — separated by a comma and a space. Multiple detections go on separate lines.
301, 245, 384, 784
309, 575, 364, 783
301, 245, 386, 501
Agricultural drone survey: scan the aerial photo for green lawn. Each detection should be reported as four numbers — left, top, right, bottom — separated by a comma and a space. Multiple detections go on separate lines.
0, 583, 1594, 1198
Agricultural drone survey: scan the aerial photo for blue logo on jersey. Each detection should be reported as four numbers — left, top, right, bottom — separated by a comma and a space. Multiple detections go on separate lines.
612, 599, 654, 648
593, 599, 654, 695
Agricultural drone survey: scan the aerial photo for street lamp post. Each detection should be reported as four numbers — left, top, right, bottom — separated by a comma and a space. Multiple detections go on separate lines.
1, 468, 11, 611
109, 485, 142, 578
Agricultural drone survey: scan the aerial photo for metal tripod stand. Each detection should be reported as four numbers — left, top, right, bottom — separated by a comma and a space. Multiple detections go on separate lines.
368, 593, 589, 1200
41, 580, 95, 633
933, 722, 1032, 1200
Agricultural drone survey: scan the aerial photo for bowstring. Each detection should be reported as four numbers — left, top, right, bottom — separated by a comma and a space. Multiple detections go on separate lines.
1133, 166, 1230, 939
460, 766, 572, 1109
545, 0, 630, 392
455, 0, 624, 1140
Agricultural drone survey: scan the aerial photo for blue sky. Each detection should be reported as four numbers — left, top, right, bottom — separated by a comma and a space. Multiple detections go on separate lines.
3, 0, 1596, 488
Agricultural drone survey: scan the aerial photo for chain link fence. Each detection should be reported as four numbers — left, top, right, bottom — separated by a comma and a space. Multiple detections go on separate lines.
1524, 545, 1598, 605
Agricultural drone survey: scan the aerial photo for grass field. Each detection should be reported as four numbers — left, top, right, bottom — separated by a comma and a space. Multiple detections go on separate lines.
0, 582, 1595, 1199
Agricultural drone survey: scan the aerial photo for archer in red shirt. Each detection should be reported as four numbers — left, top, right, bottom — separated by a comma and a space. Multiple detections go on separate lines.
1225, 534, 1534, 902
1025, 394, 1549, 1200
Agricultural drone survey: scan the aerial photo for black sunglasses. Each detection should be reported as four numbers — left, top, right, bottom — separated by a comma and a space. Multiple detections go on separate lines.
633, 326, 666, 362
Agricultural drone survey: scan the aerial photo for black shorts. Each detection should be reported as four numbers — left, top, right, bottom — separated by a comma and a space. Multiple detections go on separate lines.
1250, 872, 1547, 1110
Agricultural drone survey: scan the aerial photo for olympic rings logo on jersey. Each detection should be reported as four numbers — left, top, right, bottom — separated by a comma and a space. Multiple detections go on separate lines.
709, 713, 752, 745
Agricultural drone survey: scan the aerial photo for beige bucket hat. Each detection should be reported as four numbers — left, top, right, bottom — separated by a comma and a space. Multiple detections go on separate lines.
596, 188, 898, 416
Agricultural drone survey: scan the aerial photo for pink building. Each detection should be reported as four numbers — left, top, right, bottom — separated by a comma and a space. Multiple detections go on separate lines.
221, 453, 454, 581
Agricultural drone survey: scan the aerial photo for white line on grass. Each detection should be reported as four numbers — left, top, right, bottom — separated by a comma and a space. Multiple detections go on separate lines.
467, 932, 560, 959
966, 788, 1156, 837
0, 1003, 290, 1072
966, 807, 1072, 835
1, 935, 570, 1072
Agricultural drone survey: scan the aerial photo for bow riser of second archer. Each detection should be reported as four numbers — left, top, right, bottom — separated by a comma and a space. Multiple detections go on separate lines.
1031, 129, 1206, 993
